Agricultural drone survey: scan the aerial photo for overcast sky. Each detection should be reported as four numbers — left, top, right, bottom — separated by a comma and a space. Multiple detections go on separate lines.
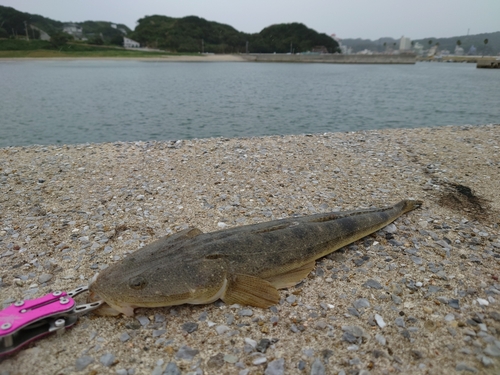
2, 0, 498, 40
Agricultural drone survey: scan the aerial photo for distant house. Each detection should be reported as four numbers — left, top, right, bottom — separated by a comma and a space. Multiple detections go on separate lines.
454, 45, 464, 56
399, 36, 411, 51
63, 23, 83, 39
123, 37, 140, 48
413, 42, 424, 56
311, 46, 328, 54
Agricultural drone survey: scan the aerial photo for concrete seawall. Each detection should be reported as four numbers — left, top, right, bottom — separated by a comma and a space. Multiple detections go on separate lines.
477, 58, 500, 69
241, 53, 416, 64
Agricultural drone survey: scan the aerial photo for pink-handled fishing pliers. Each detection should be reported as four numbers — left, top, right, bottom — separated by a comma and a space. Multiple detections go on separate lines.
0, 286, 103, 357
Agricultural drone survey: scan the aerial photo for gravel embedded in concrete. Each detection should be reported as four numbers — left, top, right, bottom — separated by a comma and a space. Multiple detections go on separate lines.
1, 124, 499, 374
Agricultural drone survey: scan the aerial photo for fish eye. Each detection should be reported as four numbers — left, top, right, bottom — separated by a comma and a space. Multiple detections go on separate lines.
129, 276, 147, 290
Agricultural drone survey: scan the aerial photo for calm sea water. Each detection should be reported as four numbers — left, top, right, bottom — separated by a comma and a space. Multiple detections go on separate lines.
1, 60, 499, 147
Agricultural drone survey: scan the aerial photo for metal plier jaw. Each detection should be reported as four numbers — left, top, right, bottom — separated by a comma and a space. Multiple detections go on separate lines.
0, 286, 104, 357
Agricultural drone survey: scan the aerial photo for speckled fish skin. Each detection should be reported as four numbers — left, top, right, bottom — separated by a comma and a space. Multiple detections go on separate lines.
89, 199, 422, 316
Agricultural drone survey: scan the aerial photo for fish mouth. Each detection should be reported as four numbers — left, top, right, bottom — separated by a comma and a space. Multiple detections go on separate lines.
86, 291, 124, 316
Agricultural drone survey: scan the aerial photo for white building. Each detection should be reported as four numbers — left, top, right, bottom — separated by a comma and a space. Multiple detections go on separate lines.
123, 37, 140, 48
399, 36, 412, 51
454, 45, 464, 55
428, 45, 438, 56
63, 23, 83, 39
340, 45, 352, 55
413, 42, 424, 56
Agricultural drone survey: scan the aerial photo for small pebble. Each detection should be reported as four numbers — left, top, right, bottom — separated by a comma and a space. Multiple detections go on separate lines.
449, 299, 460, 309
100, 353, 115, 367
444, 313, 455, 322
286, 295, 296, 304
353, 298, 370, 309
477, 298, 489, 306
375, 333, 386, 345
384, 224, 397, 233
481, 356, 494, 367
245, 338, 257, 348
375, 314, 386, 328
215, 325, 230, 335
239, 308, 253, 316
483, 344, 500, 357
224, 354, 238, 364
152, 329, 166, 337
395, 317, 405, 327
257, 338, 271, 353
182, 322, 199, 333
135, 315, 149, 327
363, 279, 382, 289
455, 362, 478, 372
164, 362, 181, 375
264, 358, 285, 375
207, 353, 225, 369
75, 356, 94, 371
310, 358, 326, 375
38, 273, 52, 283
175, 346, 199, 360
252, 356, 267, 365
119, 332, 130, 342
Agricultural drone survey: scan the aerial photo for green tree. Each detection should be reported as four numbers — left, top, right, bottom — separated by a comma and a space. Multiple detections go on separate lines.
50, 32, 71, 47
483, 38, 489, 56
0, 27, 8, 38
89, 35, 104, 45
456, 39, 461, 46
110, 35, 123, 46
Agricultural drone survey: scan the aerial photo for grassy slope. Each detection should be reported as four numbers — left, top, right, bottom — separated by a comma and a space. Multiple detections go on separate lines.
0, 49, 177, 58
0, 39, 192, 58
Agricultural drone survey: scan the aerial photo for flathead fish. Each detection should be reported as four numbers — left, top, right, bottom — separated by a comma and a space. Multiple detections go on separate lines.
89, 199, 422, 316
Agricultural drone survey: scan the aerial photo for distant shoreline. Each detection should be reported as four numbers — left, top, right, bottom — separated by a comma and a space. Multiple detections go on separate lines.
0, 54, 248, 62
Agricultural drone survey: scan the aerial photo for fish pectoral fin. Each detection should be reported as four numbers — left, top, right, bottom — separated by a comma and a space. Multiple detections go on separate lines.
265, 261, 316, 289
222, 274, 280, 308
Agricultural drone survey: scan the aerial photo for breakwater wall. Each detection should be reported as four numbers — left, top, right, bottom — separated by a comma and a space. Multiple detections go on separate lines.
477, 58, 500, 69
241, 53, 416, 64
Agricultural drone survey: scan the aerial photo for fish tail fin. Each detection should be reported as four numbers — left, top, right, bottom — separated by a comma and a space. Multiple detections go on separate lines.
398, 199, 423, 214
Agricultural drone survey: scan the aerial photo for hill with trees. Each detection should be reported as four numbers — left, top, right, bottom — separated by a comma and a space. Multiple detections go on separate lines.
413, 32, 500, 55
0, 5, 339, 54
131, 15, 339, 53
0, 5, 131, 44
131, 15, 247, 53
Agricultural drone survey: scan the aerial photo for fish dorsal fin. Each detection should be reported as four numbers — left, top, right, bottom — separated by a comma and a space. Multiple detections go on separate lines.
165, 227, 203, 242
265, 261, 316, 289
222, 274, 280, 308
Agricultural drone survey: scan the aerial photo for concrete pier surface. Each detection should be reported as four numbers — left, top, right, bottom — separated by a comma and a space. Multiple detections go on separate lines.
1, 124, 499, 374
242, 53, 416, 64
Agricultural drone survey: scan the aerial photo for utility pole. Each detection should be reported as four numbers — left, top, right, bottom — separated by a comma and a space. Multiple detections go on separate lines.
202, 39, 204, 53
290, 42, 292, 54
24, 21, 29, 41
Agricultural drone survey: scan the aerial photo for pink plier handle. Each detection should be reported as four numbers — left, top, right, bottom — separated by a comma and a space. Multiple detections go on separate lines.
0, 286, 103, 356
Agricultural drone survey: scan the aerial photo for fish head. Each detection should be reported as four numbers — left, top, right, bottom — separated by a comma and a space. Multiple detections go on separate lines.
89, 249, 228, 316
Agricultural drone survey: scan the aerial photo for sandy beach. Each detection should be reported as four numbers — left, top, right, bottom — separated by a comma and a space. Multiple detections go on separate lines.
1, 124, 499, 374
